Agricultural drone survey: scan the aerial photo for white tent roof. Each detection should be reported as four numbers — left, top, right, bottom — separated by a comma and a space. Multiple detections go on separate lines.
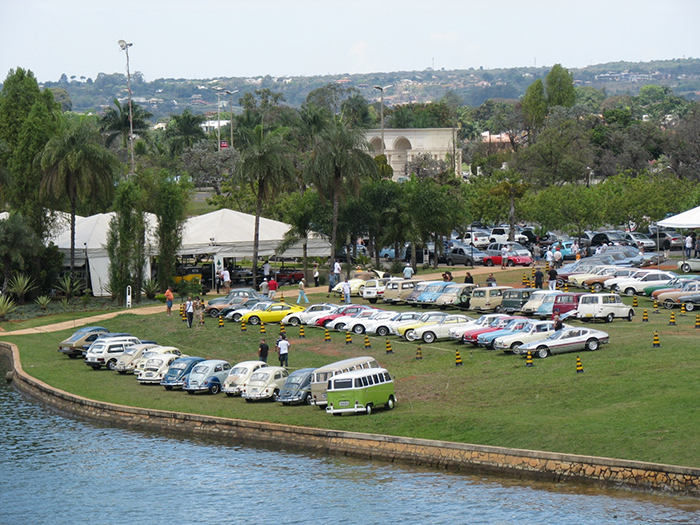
178, 208, 330, 258
658, 206, 700, 229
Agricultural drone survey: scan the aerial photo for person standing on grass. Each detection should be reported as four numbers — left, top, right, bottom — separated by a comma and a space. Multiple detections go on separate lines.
342, 278, 352, 304
548, 267, 558, 291
662, 237, 671, 259
185, 296, 194, 328
534, 268, 544, 289
500, 244, 509, 269
685, 234, 693, 259
268, 277, 278, 300
258, 339, 269, 363
221, 267, 231, 293
260, 278, 269, 297
297, 278, 309, 304
165, 286, 174, 316
403, 263, 414, 279
464, 272, 473, 284
313, 264, 320, 287
276, 334, 290, 368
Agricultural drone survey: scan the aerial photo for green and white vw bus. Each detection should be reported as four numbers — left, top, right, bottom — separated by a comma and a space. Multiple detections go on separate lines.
310, 356, 379, 407
326, 367, 396, 416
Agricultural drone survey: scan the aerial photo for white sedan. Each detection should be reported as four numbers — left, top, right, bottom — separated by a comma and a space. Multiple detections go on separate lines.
345, 310, 398, 334
280, 303, 339, 326
364, 311, 423, 337
492, 320, 561, 352
447, 313, 509, 342
612, 271, 677, 296
326, 308, 381, 331
411, 314, 474, 344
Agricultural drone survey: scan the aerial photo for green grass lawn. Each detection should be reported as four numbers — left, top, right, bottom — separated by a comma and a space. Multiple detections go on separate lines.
5, 271, 700, 468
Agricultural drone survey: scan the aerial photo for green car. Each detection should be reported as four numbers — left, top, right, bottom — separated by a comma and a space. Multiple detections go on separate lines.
643, 275, 699, 297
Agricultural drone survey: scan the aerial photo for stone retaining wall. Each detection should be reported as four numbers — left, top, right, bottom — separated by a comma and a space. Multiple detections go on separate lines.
3, 342, 699, 496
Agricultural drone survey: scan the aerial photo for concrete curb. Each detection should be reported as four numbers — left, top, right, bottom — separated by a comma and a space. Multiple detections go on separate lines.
2, 341, 698, 496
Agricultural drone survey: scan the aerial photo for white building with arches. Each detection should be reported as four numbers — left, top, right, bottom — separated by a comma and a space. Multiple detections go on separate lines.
365, 128, 462, 181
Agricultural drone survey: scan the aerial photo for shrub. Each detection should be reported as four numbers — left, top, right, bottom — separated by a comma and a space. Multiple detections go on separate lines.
390, 260, 405, 276
175, 277, 203, 300
8, 273, 37, 305
55, 275, 84, 299
142, 279, 159, 300
34, 295, 51, 310
154, 294, 167, 303
0, 295, 17, 319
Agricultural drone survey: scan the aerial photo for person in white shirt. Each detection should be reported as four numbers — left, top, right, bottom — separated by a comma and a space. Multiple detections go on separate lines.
185, 296, 194, 328
341, 278, 352, 304
276, 335, 290, 367
221, 268, 231, 293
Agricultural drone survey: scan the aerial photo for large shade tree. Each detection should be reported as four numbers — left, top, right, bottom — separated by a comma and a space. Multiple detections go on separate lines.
40, 116, 116, 277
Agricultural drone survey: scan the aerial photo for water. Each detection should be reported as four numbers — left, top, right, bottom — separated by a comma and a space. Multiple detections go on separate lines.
1, 365, 699, 524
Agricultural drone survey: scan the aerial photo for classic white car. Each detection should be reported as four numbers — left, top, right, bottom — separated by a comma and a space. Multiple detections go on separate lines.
222, 360, 269, 397
362, 277, 402, 304
132, 346, 185, 376
344, 310, 398, 334
447, 313, 508, 341
326, 308, 381, 331
678, 258, 700, 274
332, 270, 387, 297
137, 353, 183, 385
515, 327, 610, 358
241, 366, 289, 401
492, 320, 561, 352
411, 313, 474, 344
183, 359, 232, 395
114, 343, 160, 374
576, 293, 634, 322
280, 303, 338, 326
611, 271, 677, 296
84, 337, 141, 371
226, 301, 273, 322
363, 311, 423, 337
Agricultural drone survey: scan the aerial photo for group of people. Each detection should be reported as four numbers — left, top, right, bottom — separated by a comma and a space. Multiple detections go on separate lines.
183, 295, 206, 328
684, 233, 700, 259
532, 267, 559, 290
257, 334, 290, 367
531, 241, 580, 269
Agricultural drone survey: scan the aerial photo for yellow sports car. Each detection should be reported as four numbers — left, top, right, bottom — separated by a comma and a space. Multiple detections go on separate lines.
393, 311, 449, 339
239, 302, 306, 325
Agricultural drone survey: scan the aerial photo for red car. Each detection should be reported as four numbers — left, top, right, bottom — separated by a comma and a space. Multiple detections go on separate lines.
274, 266, 305, 285
462, 316, 523, 345
483, 253, 533, 267
313, 305, 373, 328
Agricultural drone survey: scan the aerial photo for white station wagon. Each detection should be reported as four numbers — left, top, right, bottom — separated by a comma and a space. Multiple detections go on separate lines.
576, 293, 634, 323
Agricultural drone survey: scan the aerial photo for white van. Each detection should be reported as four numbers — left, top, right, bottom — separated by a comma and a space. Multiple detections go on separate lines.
577, 293, 634, 323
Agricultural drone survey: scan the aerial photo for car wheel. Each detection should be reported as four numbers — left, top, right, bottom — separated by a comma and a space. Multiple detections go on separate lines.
507, 260, 515, 267
682, 263, 692, 273
248, 316, 260, 325
593, 283, 603, 293
106, 360, 117, 371
118, 370, 126, 375
365, 404, 373, 415
624, 287, 636, 297
209, 309, 220, 318
322, 319, 332, 328
368, 298, 377, 304
663, 299, 675, 310
627, 310, 634, 322
288, 316, 300, 326
494, 305, 502, 313
305, 393, 313, 405
377, 326, 389, 337
405, 329, 416, 341
209, 384, 220, 395
510, 342, 522, 352
335, 322, 346, 331
164, 385, 173, 391
353, 324, 365, 334
605, 313, 614, 323
422, 331, 436, 344
91, 365, 101, 370
685, 302, 696, 312
289, 277, 296, 284
536, 346, 549, 359
585, 338, 599, 351
611, 285, 619, 292
447, 259, 454, 266
232, 313, 242, 322
358, 286, 365, 295
486, 259, 494, 267
386, 396, 395, 410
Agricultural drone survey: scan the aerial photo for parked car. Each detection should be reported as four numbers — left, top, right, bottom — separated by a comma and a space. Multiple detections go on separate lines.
84, 337, 142, 370
658, 280, 700, 309
645, 275, 700, 298
362, 277, 401, 304
280, 303, 338, 326
183, 359, 231, 395
447, 313, 508, 341
132, 346, 186, 376
310, 356, 380, 407
521, 290, 560, 316
501, 289, 535, 314
58, 326, 109, 359
413, 281, 453, 307
205, 295, 249, 318
489, 227, 528, 244
622, 232, 656, 251
327, 308, 381, 331
230, 266, 254, 284
612, 271, 677, 296
433, 283, 477, 309
396, 311, 450, 340
382, 279, 420, 304
576, 267, 637, 292
551, 292, 585, 319
493, 320, 560, 352
650, 230, 683, 251
221, 297, 267, 320
679, 293, 700, 312
242, 366, 289, 401
332, 270, 387, 297
113, 343, 160, 374
160, 356, 206, 390
274, 266, 304, 285
379, 245, 407, 259
590, 231, 627, 247
411, 313, 473, 343
277, 368, 316, 405
137, 353, 183, 385
677, 258, 700, 274
81, 332, 141, 355
345, 310, 398, 334
460, 230, 491, 248
576, 293, 634, 323
463, 316, 523, 346
477, 317, 531, 349
482, 243, 533, 267
228, 301, 274, 323
326, 368, 395, 416
207, 288, 261, 306
239, 302, 306, 326
469, 286, 512, 312
364, 311, 423, 337
515, 327, 610, 358
222, 360, 269, 397
313, 304, 374, 328
441, 245, 482, 266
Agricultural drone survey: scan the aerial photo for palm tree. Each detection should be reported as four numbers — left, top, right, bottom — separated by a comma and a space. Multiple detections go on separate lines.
40, 117, 116, 277
306, 114, 377, 263
238, 124, 294, 285
166, 108, 206, 156
100, 98, 152, 149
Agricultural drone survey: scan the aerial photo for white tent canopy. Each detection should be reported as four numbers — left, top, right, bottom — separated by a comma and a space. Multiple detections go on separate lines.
178, 208, 331, 260
658, 206, 700, 229
53, 212, 158, 297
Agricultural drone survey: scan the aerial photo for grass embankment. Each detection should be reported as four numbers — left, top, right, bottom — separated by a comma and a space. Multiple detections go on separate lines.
6, 269, 700, 468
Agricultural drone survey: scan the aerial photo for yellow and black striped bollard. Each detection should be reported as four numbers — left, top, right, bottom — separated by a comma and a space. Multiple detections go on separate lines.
218, 315, 224, 328
345, 332, 352, 345
385, 339, 394, 354
179, 303, 185, 321
299, 325, 305, 338
260, 322, 266, 334
324, 329, 331, 343
280, 324, 286, 336
280, 293, 285, 302
576, 356, 584, 374
364, 334, 371, 349
522, 274, 528, 287
526, 350, 533, 367
653, 299, 659, 313
241, 319, 247, 332
642, 309, 649, 322
695, 314, 700, 329
564, 282, 569, 293
632, 295, 638, 308
652, 330, 661, 348
455, 348, 463, 366
415, 346, 423, 360
669, 312, 676, 326
680, 302, 687, 316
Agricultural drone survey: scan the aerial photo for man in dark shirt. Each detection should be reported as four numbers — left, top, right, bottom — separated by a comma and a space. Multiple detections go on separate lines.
548, 268, 558, 291
258, 339, 269, 363
534, 268, 544, 289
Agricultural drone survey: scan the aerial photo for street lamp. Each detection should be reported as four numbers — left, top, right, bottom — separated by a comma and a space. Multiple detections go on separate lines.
373, 84, 393, 156
214, 88, 238, 151
118, 40, 135, 175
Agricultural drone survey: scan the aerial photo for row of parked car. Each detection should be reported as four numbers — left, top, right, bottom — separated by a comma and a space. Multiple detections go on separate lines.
57, 327, 396, 416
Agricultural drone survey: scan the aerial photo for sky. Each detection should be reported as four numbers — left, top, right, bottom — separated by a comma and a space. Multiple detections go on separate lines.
1, 0, 699, 83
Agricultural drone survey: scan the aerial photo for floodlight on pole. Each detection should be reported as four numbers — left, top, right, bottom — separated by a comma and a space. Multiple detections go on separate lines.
214, 88, 238, 151
118, 40, 135, 176
373, 84, 393, 156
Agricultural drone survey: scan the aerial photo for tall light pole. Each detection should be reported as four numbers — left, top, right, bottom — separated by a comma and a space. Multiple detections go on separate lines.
373, 84, 393, 156
213, 88, 239, 151
118, 40, 135, 175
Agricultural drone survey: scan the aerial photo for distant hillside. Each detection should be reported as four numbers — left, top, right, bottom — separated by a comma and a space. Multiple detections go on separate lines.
14, 58, 700, 120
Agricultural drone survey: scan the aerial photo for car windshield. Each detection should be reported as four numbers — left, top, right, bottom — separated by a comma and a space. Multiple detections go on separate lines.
425, 283, 444, 292
505, 320, 527, 330
250, 372, 269, 382
286, 375, 306, 385
508, 243, 527, 251
123, 347, 139, 356
542, 295, 557, 304
170, 361, 189, 370
546, 331, 566, 341
192, 364, 210, 375
229, 366, 248, 376
145, 358, 164, 369
253, 303, 270, 311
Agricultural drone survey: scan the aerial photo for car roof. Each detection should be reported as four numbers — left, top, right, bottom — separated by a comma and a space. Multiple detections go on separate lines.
331, 367, 390, 380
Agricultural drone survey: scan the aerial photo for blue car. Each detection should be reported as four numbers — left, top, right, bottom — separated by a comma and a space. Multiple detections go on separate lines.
415, 282, 452, 307
535, 294, 559, 319
277, 368, 316, 405
161, 356, 206, 390
477, 318, 529, 349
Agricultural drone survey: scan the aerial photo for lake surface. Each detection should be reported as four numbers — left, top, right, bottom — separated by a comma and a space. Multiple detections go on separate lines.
1, 363, 699, 524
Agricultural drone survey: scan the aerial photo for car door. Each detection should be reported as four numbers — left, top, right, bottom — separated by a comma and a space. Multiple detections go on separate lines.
551, 329, 583, 355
